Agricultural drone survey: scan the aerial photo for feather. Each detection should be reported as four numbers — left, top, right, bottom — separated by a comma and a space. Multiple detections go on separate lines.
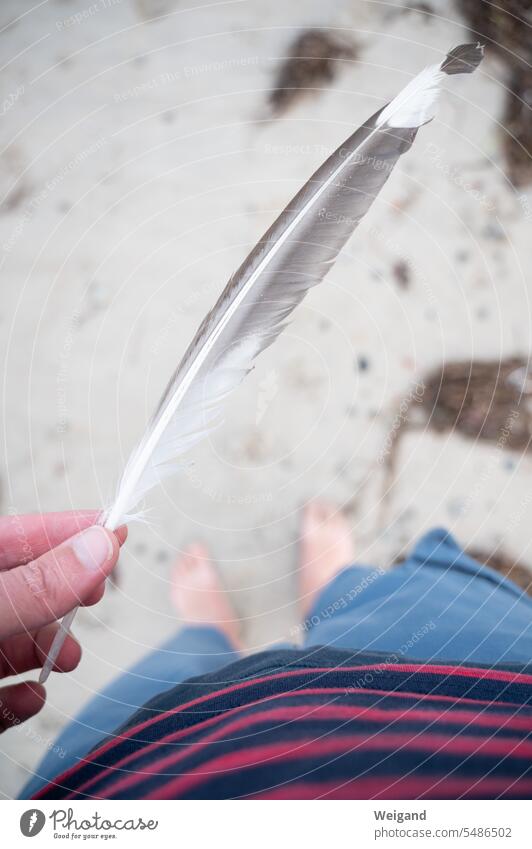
40, 43, 483, 683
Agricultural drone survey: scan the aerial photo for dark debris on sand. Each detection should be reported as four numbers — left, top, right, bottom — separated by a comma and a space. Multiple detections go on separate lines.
379, 357, 532, 527
502, 67, 532, 187
457, 0, 532, 186
420, 357, 532, 449
392, 260, 411, 290
269, 29, 356, 115
457, 0, 531, 66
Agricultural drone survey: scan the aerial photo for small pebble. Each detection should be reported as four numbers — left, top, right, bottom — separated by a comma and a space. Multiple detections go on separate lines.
447, 497, 465, 518
481, 222, 505, 241
392, 260, 411, 289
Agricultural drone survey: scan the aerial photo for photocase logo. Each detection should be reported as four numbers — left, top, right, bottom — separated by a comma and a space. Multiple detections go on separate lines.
20, 809, 46, 837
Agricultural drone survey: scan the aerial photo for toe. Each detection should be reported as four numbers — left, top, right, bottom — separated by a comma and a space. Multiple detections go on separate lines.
302, 501, 322, 531
193, 555, 219, 590
302, 500, 338, 533
189, 542, 210, 561
172, 543, 219, 593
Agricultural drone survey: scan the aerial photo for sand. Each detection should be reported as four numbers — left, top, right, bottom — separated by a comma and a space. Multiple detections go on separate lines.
0, 0, 531, 797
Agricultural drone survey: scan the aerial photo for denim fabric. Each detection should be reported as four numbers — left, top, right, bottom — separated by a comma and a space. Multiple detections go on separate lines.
302, 527, 532, 663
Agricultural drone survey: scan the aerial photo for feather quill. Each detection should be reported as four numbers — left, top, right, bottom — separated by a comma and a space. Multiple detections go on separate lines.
40, 43, 483, 683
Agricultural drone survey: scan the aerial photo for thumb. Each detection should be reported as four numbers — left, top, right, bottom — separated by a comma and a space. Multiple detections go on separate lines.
0, 526, 120, 640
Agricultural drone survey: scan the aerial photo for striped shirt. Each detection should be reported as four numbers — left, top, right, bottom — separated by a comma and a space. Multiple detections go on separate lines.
34, 649, 532, 800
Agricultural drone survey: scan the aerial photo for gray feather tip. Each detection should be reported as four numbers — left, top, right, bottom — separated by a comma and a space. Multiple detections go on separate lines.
441, 43, 484, 76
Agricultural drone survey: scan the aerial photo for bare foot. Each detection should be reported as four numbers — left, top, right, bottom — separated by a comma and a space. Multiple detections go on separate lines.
171, 543, 242, 649
298, 501, 355, 618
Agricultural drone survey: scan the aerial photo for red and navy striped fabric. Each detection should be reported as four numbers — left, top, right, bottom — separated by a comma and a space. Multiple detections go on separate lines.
34, 649, 532, 800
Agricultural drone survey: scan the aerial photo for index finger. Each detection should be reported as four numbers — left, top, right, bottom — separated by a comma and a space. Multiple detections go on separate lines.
0, 511, 99, 571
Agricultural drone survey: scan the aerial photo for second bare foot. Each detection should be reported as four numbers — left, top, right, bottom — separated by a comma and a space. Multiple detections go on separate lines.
171, 543, 242, 650
298, 501, 355, 618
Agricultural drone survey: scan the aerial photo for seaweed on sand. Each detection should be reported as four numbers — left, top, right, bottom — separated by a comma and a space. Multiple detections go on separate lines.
379, 357, 532, 526
269, 29, 356, 115
457, 0, 532, 185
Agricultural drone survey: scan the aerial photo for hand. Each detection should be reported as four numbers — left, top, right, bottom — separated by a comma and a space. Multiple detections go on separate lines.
0, 511, 126, 732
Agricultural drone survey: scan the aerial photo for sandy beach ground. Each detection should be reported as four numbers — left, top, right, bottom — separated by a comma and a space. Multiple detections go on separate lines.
0, 0, 531, 797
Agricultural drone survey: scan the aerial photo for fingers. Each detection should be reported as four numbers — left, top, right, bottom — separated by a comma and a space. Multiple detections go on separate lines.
0, 512, 127, 571
0, 625, 82, 678
0, 682, 45, 732
114, 525, 128, 546
0, 526, 123, 640
0, 511, 99, 571
81, 581, 106, 607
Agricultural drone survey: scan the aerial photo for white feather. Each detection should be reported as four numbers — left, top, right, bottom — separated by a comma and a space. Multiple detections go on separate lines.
40, 43, 483, 684
376, 63, 445, 129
